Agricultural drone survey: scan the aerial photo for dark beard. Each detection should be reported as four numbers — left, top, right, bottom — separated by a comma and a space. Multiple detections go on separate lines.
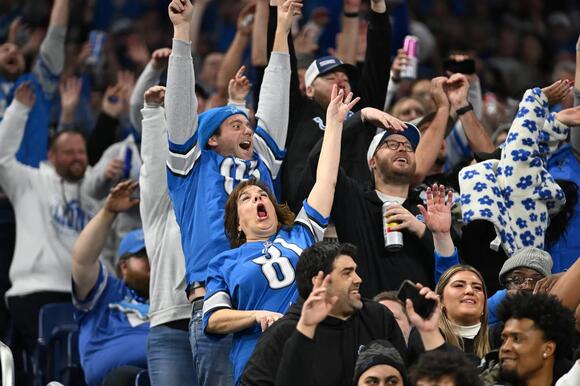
499, 367, 525, 386
378, 160, 415, 185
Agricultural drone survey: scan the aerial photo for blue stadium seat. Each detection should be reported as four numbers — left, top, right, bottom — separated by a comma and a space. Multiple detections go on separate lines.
32, 303, 84, 386
134, 369, 150, 386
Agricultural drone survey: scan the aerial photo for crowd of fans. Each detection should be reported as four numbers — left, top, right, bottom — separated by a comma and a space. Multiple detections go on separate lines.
0, 0, 579, 385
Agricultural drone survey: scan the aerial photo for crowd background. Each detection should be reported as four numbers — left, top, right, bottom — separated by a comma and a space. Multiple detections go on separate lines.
0, 0, 579, 385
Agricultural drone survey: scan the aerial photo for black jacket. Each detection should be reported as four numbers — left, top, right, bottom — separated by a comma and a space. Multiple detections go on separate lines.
240, 299, 406, 386
281, 9, 392, 212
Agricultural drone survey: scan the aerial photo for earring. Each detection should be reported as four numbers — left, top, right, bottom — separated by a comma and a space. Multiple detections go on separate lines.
542, 352, 547, 359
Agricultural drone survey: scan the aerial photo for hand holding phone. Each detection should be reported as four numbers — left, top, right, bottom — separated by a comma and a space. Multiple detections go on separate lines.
397, 280, 437, 320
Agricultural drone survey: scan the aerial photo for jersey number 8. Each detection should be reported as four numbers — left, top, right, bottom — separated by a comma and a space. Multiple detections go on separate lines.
252, 245, 295, 289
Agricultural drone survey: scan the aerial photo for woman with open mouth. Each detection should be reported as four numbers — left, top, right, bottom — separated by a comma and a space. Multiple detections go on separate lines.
199, 85, 385, 384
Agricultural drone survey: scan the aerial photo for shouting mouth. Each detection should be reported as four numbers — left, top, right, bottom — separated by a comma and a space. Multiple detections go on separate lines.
239, 140, 251, 151
257, 203, 268, 219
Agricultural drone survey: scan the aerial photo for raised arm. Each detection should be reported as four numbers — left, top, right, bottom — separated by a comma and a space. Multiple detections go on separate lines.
412, 77, 451, 185
334, 0, 361, 65
166, 0, 198, 145
33, 0, 70, 95
139, 86, 170, 213
306, 86, 359, 218
447, 73, 494, 153
251, 0, 270, 67
129, 48, 171, 134
72, 180, 139, 300
0, 84, 36, 198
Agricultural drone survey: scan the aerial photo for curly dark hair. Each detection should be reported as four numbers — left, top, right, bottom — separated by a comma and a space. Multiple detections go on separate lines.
410, 350, 483, 386
223, 179, 295, 248
496, 292, 576, 359
296, 241, 357, 299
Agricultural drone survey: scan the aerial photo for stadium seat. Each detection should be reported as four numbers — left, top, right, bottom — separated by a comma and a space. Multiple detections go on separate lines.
32, 303, 84, 386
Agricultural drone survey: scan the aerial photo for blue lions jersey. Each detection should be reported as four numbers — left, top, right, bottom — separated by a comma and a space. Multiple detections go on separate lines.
202, 201, 328, 384
166, 125, 285, 285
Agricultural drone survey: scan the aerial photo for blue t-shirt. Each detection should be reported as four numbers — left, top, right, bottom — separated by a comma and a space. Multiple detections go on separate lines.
167, 125, 285, 286
202, 201, 328, 384
73, 263, 149, 386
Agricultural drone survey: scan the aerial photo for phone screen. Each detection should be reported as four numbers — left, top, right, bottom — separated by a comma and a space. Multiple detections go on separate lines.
396, 280, 437, 319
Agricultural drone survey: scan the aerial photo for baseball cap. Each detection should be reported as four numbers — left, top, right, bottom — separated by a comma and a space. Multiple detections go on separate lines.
366, 123, 421, 166
304, 56, 357, 88
118, 229, 146, 259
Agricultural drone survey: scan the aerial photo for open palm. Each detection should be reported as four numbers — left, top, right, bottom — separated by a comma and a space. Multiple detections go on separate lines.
105, 180, 140, 213
326, 84, 360, 125
418, 184, 452, 234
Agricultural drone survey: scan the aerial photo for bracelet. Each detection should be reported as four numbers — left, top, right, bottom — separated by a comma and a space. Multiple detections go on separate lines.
456, 102, 473, 116
343, 11, 359, 18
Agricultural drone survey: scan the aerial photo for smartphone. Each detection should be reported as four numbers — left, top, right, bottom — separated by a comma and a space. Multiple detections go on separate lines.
443, 58, 475, 75
397, 280, 437, 319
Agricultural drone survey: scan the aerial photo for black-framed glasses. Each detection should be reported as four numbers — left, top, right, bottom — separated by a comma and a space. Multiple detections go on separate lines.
379, 139, 414, 153
504, 275, 543, 288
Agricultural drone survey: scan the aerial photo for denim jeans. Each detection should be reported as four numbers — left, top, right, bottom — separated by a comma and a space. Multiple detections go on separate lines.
147, 324, 196, 386
190, 300, 234, 386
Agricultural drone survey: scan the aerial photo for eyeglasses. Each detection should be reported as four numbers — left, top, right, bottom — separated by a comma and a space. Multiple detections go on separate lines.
379, 139, 414, 153
504, 275, 543, 288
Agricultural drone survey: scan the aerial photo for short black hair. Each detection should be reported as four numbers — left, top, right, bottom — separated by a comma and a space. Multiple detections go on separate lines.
496, 292, 576, 359
295, 241, 357, 299
410, 350, 483, 386
49, 129, 86, 151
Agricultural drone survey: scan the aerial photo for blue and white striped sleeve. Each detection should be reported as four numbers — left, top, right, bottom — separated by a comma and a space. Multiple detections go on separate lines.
293, 200, 330, 243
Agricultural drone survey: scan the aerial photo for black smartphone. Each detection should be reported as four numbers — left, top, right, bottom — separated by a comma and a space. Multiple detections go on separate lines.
443, 58, 476, 75
396, 280, 437, 319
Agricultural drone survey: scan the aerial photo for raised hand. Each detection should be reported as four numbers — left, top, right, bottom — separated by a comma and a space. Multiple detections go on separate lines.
445, 73, 468, 110
14, 82, 36, 108
168, 0, 194, 27
418, 184, 453, 235
254, 310, 283, 332
361, 107, 406, 132
405, 283, 441, 333
60, 76, 82, 112
105, 180, 140, 213
297, 272, 337, 338
150, 47, 172, 71
326, 84, 360, 125
277, 0, 303, 34
555, 105, 580, 127
430, 76, 449, 110
144, 85, 166, 106
228, 66, 252, 104
391, 48, 411, 82
542, 79, 572, 106
237, 3, 256, 37
102, 84, 124, 118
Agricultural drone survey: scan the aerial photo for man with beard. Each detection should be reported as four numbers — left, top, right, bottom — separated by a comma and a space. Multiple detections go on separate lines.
72, 180, 149, 386
479, 292, 576, 386
0, 83, 100, 385
302, 116, 436, 296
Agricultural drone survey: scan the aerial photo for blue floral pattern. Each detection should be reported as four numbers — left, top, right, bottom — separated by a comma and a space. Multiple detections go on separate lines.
459, 88, 568, 257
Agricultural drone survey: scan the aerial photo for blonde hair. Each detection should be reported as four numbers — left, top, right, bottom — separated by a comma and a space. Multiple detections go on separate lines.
435, 265, 491, 358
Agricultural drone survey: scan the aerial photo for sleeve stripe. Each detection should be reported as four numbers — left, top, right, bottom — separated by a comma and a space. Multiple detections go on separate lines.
168, 131, 198, 155
166, 146, 200, 176
272, 237, 304, 256
73, 262, 108, 312
294, 219, 325, 242
202, 291, 232, 316
302, 200, 330, 229
254, 126, 286, 160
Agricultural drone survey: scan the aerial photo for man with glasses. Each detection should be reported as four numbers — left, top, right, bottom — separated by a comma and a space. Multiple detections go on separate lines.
487, 247, 553, 326
302, 121, 443, 297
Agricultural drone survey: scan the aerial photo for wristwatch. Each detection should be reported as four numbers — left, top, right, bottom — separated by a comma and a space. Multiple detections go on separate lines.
456, 102, 474, 116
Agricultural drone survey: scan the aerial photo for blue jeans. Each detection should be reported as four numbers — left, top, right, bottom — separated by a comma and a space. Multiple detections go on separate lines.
190, 300, 234, 386
147, 324, 196, 386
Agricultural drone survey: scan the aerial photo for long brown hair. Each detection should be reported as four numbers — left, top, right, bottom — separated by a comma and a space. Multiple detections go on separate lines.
435, 264, 491, 358
224, 179, 295, 248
